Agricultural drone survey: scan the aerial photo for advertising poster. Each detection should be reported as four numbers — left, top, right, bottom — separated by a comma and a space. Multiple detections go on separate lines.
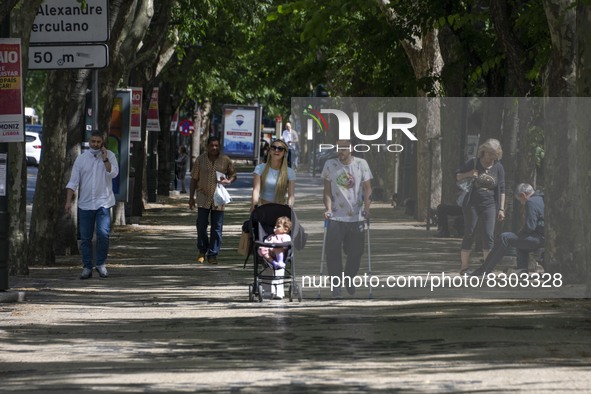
221, 105, 260, 159
0, 38, 24, 143
109, 90, 131, 202
146, 87, 160, 132
130, 87, 142, 142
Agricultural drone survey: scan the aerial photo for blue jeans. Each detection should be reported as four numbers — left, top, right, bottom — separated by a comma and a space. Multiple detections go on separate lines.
196, 207, 224, 257
461, 202, 496, 250
78, 207, 111, 269
478, 231, 545, 273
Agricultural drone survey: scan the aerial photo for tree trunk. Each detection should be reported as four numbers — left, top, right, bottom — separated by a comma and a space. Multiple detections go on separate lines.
575, 4, 591, 295
196, 99, 212, 159
489, 0, 533, 96
29, 70, 88, 265
7, 0, 44, 274
542, 1, 584, 283
400, 30, 444, 222
377, 1, 445, 221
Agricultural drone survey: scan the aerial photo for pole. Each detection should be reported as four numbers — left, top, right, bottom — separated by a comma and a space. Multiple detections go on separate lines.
92, 70, 99, 132
427, 138, 433, 231
0, 16, 11, 290
147, 130, 157, 202
0, 146, 8, 291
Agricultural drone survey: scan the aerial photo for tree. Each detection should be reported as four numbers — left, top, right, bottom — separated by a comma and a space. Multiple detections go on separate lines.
4, 0, 44, 274
28, 0, 156, 266
542, 0, 591, 289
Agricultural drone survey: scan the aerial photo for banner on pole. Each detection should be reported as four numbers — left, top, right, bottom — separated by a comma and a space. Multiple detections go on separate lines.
130, 87, 142, 142
109, 90, 131, 202
0, 39, 24, 143
146, 87, 160, 132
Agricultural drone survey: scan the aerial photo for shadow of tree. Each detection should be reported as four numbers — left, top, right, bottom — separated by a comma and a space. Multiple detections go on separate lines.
4, 189, 591, 392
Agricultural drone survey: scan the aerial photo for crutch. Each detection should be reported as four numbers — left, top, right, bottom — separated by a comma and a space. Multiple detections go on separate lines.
365, 213, 373, 299
317, 217, 329, 299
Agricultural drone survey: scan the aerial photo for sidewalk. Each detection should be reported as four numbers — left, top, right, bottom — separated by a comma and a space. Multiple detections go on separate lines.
1, 171, 590, 392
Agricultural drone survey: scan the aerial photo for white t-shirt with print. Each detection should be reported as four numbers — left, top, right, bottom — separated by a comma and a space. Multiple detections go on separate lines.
321, 156, 373, 222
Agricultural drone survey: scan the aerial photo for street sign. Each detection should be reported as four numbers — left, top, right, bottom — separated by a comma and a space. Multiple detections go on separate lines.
28, 44, 109, 69
179, 119, 194, 135
30, 0, 109, 44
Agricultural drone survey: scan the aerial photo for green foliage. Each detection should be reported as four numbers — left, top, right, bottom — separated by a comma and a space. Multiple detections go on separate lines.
158, 0, 553, 119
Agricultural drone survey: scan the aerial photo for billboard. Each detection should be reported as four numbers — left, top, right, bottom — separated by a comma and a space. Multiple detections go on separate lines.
108, 90, 131, 202
221, 105, 261, 160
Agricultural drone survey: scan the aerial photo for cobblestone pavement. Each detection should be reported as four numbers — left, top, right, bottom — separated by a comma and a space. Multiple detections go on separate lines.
1, 172, 590, 392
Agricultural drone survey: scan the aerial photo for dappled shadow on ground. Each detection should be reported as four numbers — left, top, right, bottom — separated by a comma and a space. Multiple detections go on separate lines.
4, 193, 591, 392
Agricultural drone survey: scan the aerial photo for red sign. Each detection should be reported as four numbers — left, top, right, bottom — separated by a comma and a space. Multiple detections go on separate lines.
179, 119, 194, 135
146, 87, 160, 132
130, 87, 142, 141
0, 38, 24, 142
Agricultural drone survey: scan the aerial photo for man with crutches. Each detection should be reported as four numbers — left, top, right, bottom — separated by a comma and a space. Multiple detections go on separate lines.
321, 140, 373, 298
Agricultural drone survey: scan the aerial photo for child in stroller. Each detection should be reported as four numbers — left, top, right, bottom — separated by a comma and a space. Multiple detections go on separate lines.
247, 203, 304, 302
257, 216, 292, 269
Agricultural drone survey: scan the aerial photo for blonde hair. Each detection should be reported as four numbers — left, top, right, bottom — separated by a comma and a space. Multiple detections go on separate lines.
478, 138, 503, 160
261, 139, 290, 204
276, 216, 292, 232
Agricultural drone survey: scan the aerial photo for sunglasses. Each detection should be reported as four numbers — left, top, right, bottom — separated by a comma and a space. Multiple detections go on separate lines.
270, 145, 286, 152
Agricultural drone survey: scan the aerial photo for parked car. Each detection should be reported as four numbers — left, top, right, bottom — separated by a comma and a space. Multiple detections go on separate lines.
25, 131, 42, 166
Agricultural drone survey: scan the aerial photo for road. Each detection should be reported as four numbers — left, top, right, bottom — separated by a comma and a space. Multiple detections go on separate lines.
4, 167, 589, 392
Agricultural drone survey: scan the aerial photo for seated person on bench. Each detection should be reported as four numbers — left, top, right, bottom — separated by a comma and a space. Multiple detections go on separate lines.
469, 183, 544, 276
436, 203, 463, 238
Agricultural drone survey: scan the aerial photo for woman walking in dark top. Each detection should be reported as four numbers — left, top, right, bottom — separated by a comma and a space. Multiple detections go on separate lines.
456, 138, 506, 275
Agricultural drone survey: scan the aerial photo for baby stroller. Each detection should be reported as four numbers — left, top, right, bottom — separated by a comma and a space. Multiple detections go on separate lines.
246, 203, 305, 302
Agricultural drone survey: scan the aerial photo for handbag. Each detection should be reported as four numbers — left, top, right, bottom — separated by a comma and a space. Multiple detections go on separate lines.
237, 231, 251, 256
213, 183, 232, 206
456, 179, 474, 207
456, 158, 477, 207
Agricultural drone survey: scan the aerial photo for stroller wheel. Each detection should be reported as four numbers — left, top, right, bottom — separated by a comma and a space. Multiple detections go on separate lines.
248, 284, 255, 302
257, 285, 264, 302
293, 283, 302, 302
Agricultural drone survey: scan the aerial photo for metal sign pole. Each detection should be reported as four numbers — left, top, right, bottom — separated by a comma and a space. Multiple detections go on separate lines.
92, 70, 99, 132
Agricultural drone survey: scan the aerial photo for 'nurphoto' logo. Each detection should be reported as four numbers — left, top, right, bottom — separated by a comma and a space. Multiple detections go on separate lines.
304, 105, 418, 153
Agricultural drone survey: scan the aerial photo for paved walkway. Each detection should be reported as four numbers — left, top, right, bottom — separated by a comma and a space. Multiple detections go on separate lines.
1, 172, 590, 392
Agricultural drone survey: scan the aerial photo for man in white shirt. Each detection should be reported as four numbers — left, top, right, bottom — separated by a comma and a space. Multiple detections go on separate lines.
322, 140, 373, 297
65, 131, 119, 279
281, 121, 299, 169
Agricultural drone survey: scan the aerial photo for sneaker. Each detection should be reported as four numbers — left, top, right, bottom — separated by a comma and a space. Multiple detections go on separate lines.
196, 253, 206, 263
272, 294, 284, 300
80, 268, 93, 280
208, 256, 218, 265
272, 260, 286, 269
96, 265, 109, 278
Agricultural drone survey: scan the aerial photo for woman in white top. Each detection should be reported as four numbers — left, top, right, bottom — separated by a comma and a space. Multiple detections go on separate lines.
250, 139, 295, 300
251, 139, 296, 211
